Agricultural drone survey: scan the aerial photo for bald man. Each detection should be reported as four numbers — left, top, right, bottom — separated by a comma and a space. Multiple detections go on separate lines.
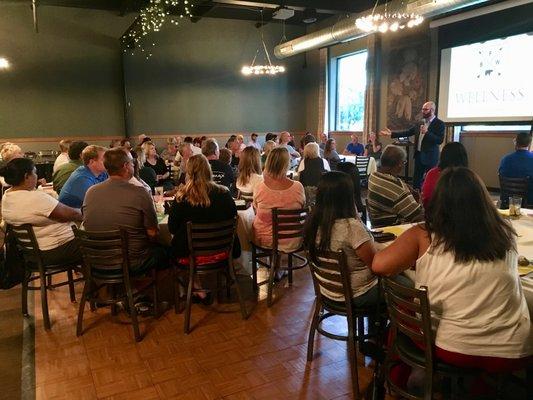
381, 101, 445, 189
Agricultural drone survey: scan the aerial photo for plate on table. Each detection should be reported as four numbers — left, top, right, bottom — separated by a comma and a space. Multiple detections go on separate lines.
380, 226, 408, 237
518, 265, 533, 277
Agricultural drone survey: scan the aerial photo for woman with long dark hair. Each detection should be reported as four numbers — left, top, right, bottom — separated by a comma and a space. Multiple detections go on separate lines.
373, 167, 532, 376
421, 142, 468, 208
304, 172, 379, 305
336, 161, 364, 217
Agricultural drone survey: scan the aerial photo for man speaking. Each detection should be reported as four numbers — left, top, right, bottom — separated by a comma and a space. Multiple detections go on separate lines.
381, 101, 445, 189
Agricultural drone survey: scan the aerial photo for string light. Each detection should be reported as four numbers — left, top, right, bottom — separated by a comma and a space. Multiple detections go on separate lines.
121, 0, 194, 59
355, 0, 423, 34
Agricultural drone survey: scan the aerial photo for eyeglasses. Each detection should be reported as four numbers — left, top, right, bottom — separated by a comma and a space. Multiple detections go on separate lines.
421, 108, 431, 111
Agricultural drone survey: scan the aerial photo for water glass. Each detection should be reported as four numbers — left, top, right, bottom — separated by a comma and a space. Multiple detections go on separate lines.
509, 196, 522, 217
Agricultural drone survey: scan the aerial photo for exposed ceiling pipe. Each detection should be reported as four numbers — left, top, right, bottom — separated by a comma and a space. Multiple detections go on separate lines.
274, 0, 491, 58
32, 0, 38, 33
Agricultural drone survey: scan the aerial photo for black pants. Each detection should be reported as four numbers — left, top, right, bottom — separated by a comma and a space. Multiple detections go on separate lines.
41, 239, 82, 266
413, 153, 433, 190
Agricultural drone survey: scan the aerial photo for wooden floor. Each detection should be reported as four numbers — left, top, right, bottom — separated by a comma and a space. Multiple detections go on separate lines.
28, 268, 391, 400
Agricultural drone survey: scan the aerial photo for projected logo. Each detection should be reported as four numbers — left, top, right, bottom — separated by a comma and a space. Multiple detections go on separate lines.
476, 45, 503, 79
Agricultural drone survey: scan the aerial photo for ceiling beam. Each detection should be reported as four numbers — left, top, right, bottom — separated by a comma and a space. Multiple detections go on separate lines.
212, 0, 362, 14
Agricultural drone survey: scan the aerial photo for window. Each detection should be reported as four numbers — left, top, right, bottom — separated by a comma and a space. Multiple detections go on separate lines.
335, 51, 368, 131
461, 125, 531, 132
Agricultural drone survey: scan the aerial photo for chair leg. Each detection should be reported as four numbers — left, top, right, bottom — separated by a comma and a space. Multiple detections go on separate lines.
225, 270, 231, 299
230, 265, 248, 320
184, 268, 195, 334
46, 274, 53, 289
126, 283, 142, 342
266, 253, 278, 307
76, 281, 90, 336
40, 272, 51, 330
347, 318, 361, 399
22, 273, 29, 317
110, 285, 118, 316
307, 299, 321, 361
251, 245, 258, 292
174, 267, 181, 314
67, 268, 76, 303
288, 254, 293, 285
152, 269, 159, 318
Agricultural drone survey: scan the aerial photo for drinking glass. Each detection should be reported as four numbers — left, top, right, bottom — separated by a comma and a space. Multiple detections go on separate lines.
509, 196, 522, 217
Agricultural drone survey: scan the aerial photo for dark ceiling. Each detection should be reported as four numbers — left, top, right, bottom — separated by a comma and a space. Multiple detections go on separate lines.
25, 0, 385, 25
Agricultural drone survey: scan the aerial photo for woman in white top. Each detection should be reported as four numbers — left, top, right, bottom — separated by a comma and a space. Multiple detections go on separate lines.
53, 140, 71, 173
1, 158, 83, 266
236, 146, 263, 195
373, 167, 532, 374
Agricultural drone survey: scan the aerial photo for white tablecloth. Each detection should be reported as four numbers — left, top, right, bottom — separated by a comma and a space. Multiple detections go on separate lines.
342, 155, 377, 175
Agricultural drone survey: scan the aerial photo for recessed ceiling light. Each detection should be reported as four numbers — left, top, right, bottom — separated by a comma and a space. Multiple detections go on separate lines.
0, 57, 10, 70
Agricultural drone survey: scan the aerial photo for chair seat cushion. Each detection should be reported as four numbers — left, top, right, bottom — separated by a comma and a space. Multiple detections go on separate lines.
395, 333, 479, 375
176, 252, 229, 267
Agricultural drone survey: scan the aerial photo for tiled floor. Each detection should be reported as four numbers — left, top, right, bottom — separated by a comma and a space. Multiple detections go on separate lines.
26, 268, 389, 400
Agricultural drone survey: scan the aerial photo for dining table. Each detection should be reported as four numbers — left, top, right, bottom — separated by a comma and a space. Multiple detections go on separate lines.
378, 209, 533, 318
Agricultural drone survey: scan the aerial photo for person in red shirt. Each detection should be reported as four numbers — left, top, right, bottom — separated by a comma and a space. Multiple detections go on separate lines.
421, 142, 468, 209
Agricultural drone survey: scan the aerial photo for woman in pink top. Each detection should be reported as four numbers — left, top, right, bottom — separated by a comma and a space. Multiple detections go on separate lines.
253, 147, 305, 252
421, 142, 468, 209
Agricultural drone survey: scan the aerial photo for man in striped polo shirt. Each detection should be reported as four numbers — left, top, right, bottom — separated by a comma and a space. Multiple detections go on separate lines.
367, 145, 424, 228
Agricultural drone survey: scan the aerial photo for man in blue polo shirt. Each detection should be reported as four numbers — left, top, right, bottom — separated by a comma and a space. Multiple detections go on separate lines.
499, 132, 533, 205
343, 134, 364, 156
59, 145, 108, 208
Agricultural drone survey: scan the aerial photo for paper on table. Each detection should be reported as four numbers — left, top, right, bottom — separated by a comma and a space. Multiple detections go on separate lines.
518, 265, 533, 277
380, 225, 409, 237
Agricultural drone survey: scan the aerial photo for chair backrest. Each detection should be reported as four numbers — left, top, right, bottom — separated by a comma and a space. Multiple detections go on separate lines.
355, 156, 370, 187
382, 278, 433, 362
186, 217, 237, 259
499, 174, 528, 206
73, 227, 130, 281
308, 249, 354, 305
272, 208, 308, 250
9, 224, 42, 266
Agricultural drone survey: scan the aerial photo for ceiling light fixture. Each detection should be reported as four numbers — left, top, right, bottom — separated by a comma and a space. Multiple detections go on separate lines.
302, 8, 318, 24
241, 10, 285, 76
0, 57, 10, 70
356, 0, 423, 34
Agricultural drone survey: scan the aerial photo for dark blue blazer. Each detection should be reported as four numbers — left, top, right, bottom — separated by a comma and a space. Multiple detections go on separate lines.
391, 117, 445, 167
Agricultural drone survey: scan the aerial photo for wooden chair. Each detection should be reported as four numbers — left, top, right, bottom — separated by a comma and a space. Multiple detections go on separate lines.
382, 278, 480, 400
174, 217, 248, 334
307, 249, 383, 399
237, 190, 254, 203
499, 174, 529, 207
251, 208, 308, 307
9, 224, 82, 330
73, 227, 158, 342
355, 156, 371, 187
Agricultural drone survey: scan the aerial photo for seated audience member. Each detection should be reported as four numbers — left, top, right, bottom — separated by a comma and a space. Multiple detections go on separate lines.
298, 143, 329, 187
343, 134, 365, 156
219, 148, 232, 167
372, 167, 532, 383
248, 133, 262, 151
53, 140, 71, 173
498, 132, 533, 205
421, 142, 468, 209
336, 161, 365, 216
323, 138, 342, 168
203, 138, 234, 190
135, 148, 157, 192
53, 141, 88, 194
0, 143, 23, 165
227, 136, 242, 167
142, 141, 173, 191
279, 131, 300, 168
364, 132, 382, 162
253, 147, 305, 252
184, 136, 202, 155
237, 134, 246, 152
120, 138, 132, 151
129, 153, 152, 193
367, 145, 424, 227
160, 137, 178, 163
265, 132, 277, 144
236, 146, 263, 195
305, 172, 379, 305
109, 139, 121, 148
261, 140, 276, 166
302, 133, 324, 157
318, 133, 328, 151
168, 154, 239, 302
175, 142, 194, 185
83, 148, 169, 273
1, 158, 82, 265
58, 145, 108, 208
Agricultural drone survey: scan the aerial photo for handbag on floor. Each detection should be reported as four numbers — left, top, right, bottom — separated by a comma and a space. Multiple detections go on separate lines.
0, 228, 25, 290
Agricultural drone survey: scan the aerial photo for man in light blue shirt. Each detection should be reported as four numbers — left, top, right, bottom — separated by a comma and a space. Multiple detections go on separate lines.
59, 145, 108, 208
498, 132, 533, 205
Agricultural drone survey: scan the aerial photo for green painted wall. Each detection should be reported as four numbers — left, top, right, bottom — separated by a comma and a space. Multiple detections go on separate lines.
123, 18, 309, 135
0, 4, 132, 138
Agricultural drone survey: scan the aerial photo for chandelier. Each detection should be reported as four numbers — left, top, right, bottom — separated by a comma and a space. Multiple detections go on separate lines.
122, 0, 194, 59
241, 11, 285, 76
355, 1, 423, 34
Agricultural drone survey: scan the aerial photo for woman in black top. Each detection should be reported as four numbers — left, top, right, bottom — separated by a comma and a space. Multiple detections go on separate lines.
168, 154, 240, 259
142, 141, 174, 191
